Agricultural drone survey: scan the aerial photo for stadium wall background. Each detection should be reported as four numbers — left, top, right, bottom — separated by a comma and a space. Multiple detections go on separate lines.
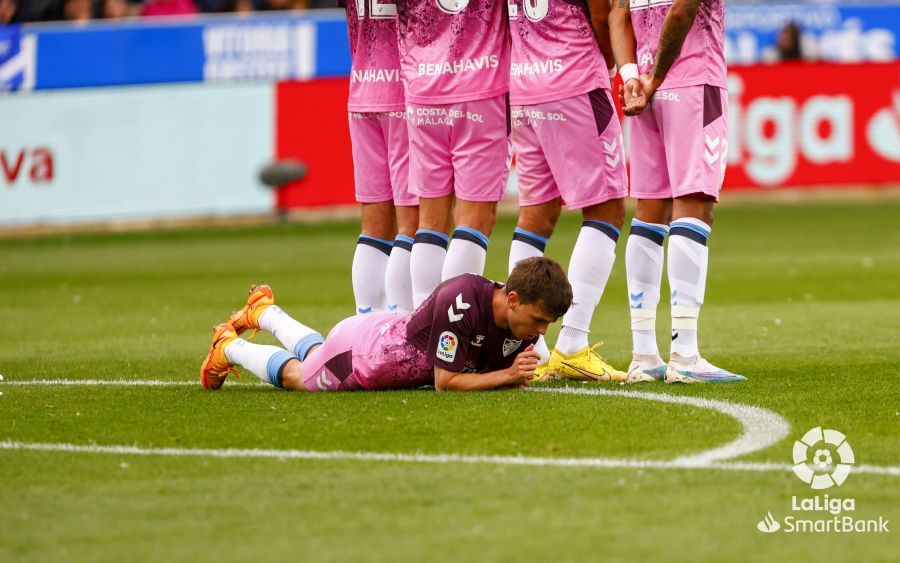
1, 5, 898, 228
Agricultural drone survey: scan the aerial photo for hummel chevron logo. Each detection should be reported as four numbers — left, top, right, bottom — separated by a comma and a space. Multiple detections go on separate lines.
606, 153, 621, 167
447, 293, 471, 323
704, 135, 721, 166
603, 139, 618, 153
357, 306, 373, 314
316, 371, 333, 391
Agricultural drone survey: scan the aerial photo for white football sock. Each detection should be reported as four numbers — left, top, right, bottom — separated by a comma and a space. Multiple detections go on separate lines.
352, 235, 391, 314
442, 227, 489, 281
508, 227, 547, 274
258, 306, 324, 361
555, 325, 589, 355
667, 218, 711, 359
410, 229, 449, 307
225, 339, 294, 388
533, 336, 551, 364
385, 235, 414, 314
559, 221, 619, 353
626, 220, 668, 357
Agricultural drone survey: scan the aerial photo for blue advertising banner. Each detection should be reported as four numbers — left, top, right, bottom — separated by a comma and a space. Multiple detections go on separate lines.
0, 25, 35, 91
0, 11, 350, 91
726, 3, 900, 64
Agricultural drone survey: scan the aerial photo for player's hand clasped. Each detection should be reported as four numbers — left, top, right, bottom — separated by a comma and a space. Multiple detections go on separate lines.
508, 344, 541, 387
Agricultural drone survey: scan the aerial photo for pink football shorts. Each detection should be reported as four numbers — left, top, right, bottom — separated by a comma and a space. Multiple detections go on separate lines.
348, 111, 418, 206
512, 89, 628, 209
406, 94, 511, 202
301, 313, 432, 392
629, 85, 728, 201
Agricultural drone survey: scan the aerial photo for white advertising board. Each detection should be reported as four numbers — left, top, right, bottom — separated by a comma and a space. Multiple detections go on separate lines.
0, 82, 274, 227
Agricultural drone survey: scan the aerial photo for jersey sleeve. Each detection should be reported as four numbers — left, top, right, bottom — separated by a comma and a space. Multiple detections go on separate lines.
425, 283, 480, 372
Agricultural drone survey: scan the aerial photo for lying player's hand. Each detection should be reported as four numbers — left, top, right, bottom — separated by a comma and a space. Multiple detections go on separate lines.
622, 78, 648, 116
509, 344, 540, 386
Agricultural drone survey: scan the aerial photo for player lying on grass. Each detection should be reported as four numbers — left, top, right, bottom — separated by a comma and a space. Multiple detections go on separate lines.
200, 257, 573, 392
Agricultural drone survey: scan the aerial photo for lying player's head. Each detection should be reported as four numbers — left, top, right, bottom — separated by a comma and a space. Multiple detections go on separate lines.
504, 257, 573, 340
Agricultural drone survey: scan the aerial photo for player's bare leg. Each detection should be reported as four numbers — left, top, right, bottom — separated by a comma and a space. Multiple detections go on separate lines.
276, 352, 320, 391
353, 201, 397, 314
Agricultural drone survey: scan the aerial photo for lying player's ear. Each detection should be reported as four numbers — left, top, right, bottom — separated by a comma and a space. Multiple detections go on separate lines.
506, 290, 520, 309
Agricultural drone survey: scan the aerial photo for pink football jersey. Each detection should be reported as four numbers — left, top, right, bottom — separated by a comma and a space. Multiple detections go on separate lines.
509, 0, 609, 105
342, 0, 406, 112
630, 0, 727, 89
395, 0, 511, 105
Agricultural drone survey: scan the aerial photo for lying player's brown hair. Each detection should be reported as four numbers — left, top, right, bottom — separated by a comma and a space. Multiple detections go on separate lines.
506, 257, 573, 319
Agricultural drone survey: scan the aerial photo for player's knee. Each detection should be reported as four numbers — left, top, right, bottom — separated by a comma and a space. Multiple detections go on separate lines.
280, 359, 307, 391
417, 197, 453, 233
517, 201, 560, 238
635, 199, 673, 225
395, 206, 419, 238
455, 202, 498, 236
360, 202, 398, 239
673, 195, 715, 226
583, 198, 626, 229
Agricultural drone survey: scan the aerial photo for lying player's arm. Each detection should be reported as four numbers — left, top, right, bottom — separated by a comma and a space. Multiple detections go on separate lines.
609, 0, 645, 115
588, 0, 614, 71
434, 345, 540, 392
647, 0, 701, 91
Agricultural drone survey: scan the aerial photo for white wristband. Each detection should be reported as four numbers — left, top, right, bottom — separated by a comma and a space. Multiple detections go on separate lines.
619, 63, 639, 83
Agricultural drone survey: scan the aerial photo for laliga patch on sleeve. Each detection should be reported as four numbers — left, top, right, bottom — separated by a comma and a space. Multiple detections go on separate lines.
436, 331, 458, 362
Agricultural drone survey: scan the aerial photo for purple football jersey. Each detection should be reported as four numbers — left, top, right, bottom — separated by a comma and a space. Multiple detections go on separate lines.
406, 274, 537, 373
395, 0, 511, 105
630, 0, 727, 89
342, 0, 406, 111
509, 0, 609, 105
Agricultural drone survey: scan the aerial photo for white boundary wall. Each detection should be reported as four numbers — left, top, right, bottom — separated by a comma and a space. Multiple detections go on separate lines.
0, 82, 274, 227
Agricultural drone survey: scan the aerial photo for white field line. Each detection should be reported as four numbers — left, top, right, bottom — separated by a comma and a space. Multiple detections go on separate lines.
0, 440, 897, 476
530, 387, 792, 465
1, 379, 201, 387
1, 378, 897, 476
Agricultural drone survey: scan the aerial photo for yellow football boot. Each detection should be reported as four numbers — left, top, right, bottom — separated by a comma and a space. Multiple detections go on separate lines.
226, 284, 275, 340
550, 342, 627, 382
530, 362, 555, 383
199, 323, 239, 390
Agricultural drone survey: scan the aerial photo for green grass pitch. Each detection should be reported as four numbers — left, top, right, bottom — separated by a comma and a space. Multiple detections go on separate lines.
0, 199, 898, 562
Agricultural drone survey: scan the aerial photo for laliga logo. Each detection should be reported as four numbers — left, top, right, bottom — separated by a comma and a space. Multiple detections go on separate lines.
792, 427, 855, 490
